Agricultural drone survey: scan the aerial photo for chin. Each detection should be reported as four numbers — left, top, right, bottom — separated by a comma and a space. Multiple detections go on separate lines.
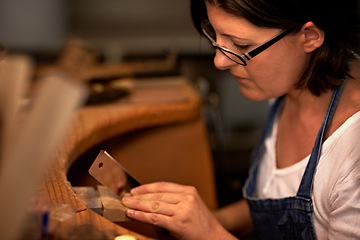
239, 88, 268, 102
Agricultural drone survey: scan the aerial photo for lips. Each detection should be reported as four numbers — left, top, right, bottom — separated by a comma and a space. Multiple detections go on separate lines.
233, 75, 251, 85
229, 69, 251, 84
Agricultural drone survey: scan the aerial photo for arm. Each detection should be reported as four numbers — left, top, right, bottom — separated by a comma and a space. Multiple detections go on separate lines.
213, 199, 254, 236
122, 182, 239, 240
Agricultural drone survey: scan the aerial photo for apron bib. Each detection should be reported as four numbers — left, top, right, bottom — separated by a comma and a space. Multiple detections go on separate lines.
244, 80, 346, 240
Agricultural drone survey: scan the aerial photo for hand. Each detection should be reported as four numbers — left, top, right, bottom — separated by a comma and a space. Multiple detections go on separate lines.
121, 182, 236, 240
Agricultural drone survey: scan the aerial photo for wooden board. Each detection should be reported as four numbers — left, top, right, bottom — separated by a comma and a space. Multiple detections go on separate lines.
98, 185, 131, 222
72, 186, 102, 215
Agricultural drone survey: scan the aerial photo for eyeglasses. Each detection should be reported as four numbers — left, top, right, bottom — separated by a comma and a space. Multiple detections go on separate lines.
201, 20, 296, 66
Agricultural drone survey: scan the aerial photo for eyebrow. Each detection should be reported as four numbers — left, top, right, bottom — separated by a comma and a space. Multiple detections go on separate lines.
221, 33, 254, 43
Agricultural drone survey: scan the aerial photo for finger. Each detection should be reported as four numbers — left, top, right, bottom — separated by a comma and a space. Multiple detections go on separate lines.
131, 182, 193, 195
126, 208, 178, 234
122, 196, 176, 216
127, 192, 182, 204
131, 182, 184, 195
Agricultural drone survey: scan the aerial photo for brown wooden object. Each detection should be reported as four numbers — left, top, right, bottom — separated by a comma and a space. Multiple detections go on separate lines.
38, 76, 216, 239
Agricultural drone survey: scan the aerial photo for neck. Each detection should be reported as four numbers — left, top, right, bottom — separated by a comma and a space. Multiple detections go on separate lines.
282, 88, 334, 124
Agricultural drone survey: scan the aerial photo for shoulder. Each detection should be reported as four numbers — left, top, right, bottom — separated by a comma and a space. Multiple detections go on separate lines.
313, 107, 360, 236
314, 106, 360, 201
345, 59, 360, 105
313, 116, 360, 238
328, 59, 360, 137
317, 109, 360, 179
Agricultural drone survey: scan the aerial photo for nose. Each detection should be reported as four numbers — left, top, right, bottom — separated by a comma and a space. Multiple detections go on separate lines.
213, 49, 238, 70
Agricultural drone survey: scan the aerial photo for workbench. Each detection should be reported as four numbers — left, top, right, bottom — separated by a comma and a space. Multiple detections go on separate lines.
38, 76, 217, 239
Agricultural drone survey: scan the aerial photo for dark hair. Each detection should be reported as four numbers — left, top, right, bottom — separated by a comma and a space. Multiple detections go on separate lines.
191, 0, 359, 96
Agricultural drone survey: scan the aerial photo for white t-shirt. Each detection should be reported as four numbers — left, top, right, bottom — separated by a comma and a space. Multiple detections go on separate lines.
256, 110, 360, 240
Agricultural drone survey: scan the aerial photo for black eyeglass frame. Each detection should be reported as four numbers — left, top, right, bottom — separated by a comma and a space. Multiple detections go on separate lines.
201, 21, 297, 66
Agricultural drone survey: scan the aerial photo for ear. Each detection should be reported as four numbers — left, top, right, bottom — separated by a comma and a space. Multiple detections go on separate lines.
301, 21, 325, 53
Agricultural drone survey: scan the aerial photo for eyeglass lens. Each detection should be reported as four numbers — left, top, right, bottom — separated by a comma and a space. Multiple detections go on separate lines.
202, 22, 246, 65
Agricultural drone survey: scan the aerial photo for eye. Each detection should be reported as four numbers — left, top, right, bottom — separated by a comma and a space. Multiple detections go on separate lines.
234, 44, 251, 51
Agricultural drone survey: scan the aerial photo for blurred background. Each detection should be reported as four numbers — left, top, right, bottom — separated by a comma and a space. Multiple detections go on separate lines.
0, 0, 278, 207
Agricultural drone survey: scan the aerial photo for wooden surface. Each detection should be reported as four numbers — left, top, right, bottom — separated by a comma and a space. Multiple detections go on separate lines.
38, 76, 215, 239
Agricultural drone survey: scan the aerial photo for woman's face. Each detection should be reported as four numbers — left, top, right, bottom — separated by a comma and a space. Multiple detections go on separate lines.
205, 2, 311, 101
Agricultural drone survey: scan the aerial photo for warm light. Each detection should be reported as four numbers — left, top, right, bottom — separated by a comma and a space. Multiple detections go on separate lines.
114, 235, 137, 240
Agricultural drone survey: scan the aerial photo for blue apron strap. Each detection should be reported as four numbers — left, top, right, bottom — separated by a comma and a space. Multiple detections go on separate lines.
245, 96, 285, 196
251, 95, 285, 164
297, 80, 346, 199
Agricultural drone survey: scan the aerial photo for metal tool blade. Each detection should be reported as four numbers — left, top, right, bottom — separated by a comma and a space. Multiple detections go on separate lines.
88, 150, 141, 195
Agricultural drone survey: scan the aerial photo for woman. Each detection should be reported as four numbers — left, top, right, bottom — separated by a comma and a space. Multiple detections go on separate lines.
122, 0, 360, 239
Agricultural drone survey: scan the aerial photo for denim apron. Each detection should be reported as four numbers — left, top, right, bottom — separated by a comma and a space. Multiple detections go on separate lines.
243, 80, 346, 240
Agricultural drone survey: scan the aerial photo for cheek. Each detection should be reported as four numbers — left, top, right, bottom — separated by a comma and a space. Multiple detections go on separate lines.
241, 54, 308, 100
252, 44, 308, 87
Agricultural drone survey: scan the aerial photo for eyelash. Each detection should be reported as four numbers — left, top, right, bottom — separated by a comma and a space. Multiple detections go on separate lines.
234, 44, 251, 51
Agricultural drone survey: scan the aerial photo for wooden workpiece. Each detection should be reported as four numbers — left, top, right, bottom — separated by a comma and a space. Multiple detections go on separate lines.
38, 76, 216, 239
